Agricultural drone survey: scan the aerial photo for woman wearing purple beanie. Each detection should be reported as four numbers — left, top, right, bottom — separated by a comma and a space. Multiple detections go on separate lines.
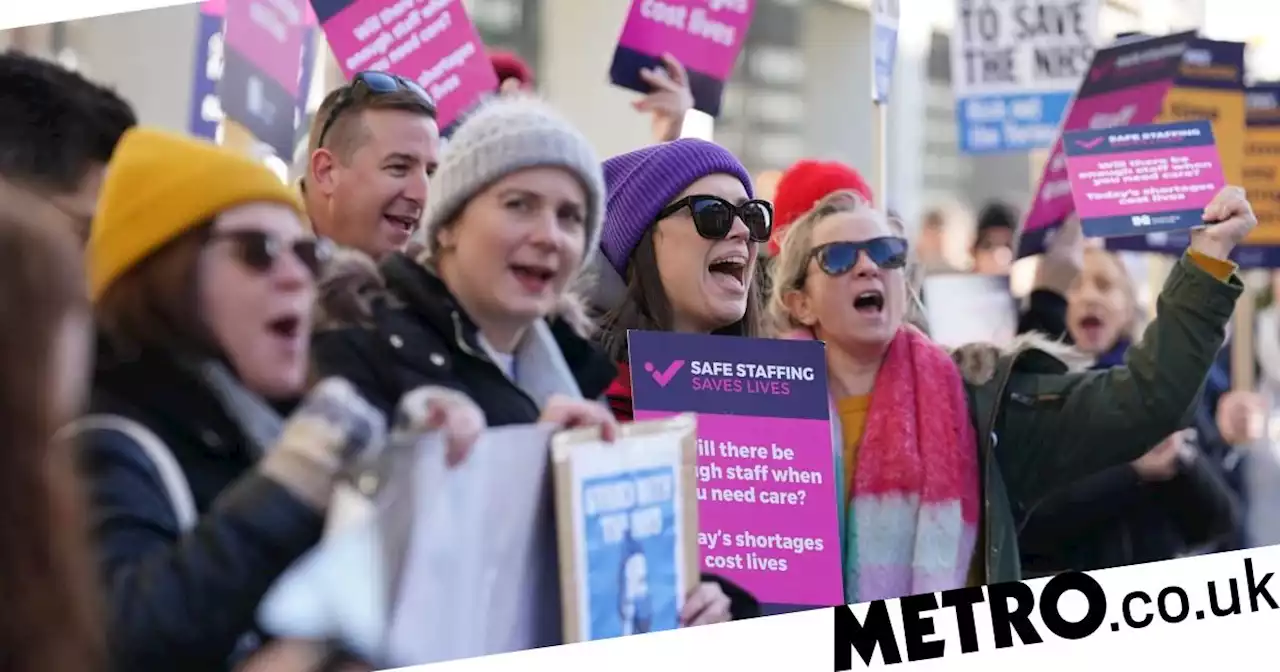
587, 138, 774, 621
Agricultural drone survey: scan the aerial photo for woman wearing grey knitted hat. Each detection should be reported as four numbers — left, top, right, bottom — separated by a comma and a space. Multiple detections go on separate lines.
312, 95, 620, 465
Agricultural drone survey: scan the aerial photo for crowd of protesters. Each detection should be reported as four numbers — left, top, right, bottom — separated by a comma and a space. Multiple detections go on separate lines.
0, 43, 1270, 672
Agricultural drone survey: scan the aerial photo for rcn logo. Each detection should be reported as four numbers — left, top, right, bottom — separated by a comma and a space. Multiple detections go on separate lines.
643, 360, 686, 387
1131, 214, 1153, 228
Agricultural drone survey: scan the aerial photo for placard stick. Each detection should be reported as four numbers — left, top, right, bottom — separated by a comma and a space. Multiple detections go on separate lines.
872, 101, 888, 208
1232, 271, 1261, 392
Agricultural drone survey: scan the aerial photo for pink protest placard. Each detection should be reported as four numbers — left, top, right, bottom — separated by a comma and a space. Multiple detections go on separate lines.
627, 330, 843, 608
1018, 31, 1191, 258
313, 0, 498, 129
610, 0, 756, 117
224, 0, 307, 97
1063, 119, 1224, 238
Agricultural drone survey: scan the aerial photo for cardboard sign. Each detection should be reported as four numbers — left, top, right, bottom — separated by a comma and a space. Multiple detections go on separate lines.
1234, 84, 1280, 268
923, 274, 1018, 348
1063, 120, 1225, 239
626, 330, 842, 607
552, 415, 700, 643
1019, 32, 1246, 258
609, 0, 756, 117
950, 0, 1100, 154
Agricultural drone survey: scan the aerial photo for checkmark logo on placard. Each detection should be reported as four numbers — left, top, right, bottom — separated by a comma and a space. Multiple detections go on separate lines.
1075, 137, 1105, 150
643, 360, 686, 387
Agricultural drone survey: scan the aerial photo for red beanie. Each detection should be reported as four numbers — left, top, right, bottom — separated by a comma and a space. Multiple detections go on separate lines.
489, 50, 534, 90
769, 159, 874, 256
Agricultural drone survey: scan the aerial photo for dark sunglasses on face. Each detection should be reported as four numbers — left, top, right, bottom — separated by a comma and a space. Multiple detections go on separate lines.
316, 71, 437, 148
209, 230, 334, 277
805, 236, 909, 281
656, 194, 773, 242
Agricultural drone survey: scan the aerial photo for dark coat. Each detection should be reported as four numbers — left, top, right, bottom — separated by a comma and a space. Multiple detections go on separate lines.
310, 251, 759, 622
77, 342, 323, 672
966, 253, 1242, 583
310, 251, 617, 424
1014, 283, 1241, 575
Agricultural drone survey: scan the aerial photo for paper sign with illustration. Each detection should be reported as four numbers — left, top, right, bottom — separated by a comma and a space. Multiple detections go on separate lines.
627, 330, 842, 607
1063, 119, 1224, 238
609, 0, 756, 116
922, 274, 1018, 349
552, 414, 699, 643
257, 424, 561, 668
310, 0, 498, 131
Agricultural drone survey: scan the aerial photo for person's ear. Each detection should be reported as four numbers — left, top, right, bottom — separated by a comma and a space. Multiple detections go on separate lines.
310, 149, 339, 195
782, 288, 817, 327
435, 224, 457, 254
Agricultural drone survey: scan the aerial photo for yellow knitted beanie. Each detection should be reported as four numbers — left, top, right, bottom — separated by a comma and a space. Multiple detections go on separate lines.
87, 126, 305, 302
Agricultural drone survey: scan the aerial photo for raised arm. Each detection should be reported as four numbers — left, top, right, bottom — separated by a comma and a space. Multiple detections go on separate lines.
997, 187, 1253, 501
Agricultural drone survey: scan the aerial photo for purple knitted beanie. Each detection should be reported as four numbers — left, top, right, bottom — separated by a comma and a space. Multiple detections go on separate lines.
600, 138, 753, 275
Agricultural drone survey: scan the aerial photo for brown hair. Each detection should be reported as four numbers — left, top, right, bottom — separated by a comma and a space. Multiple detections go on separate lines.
307, 86, 436, 163
0, 208, 104, 671
597, 227, 765, 361
94, 224, 216, 359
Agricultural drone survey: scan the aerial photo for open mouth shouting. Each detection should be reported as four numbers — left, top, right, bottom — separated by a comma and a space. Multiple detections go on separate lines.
853, 289, 885, 316
264, 310, 305, 355
707, 253, 748, 294
511, 261, 557, 294
1075, 313, 1107, 343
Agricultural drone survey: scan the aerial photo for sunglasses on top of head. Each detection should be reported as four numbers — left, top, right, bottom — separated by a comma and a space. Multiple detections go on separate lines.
316, 71, 438, 148
209, 230, 335, 278
802, 237, 909, 283
656, 194, 773, 242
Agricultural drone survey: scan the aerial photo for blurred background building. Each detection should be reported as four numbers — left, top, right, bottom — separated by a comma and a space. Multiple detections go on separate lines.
0, 0, 1259, 237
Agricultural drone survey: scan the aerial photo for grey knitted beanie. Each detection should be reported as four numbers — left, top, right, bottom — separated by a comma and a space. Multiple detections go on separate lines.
422, 96, 605, 259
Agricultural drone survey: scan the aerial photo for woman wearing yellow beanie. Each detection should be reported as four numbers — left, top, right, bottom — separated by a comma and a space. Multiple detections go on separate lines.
65, 127, 393, 671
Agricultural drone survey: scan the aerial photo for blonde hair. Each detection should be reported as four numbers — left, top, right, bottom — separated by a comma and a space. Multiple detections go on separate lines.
766, 190, 927, 335
1080, 247, 1147, 341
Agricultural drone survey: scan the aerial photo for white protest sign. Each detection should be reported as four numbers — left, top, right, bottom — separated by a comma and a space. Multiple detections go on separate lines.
950, 0, 1099, 153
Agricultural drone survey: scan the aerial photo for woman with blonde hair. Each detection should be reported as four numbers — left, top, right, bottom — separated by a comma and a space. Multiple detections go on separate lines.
0, 208, 102, 671
768, 187, 1253, 600
1016, 246, 1240, 576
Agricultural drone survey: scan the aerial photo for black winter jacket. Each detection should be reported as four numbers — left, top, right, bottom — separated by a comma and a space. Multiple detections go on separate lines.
77, 342, 323, 672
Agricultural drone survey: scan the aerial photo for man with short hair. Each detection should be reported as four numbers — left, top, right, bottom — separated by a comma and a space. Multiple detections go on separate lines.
0, 52, 137, 240
301, 72, 440, 259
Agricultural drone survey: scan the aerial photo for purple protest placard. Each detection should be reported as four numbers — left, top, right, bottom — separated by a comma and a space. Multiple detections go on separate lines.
188, 0, 225, 140
220, 0, 308, 157
627, 330, 842, 607
1063, 119, 1224, 238
1018, 31, 1191, 258
610, 0, 756, 117
311, 0, 498, 131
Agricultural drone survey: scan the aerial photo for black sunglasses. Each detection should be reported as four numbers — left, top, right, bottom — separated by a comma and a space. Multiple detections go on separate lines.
210, 231, 334, 278
803, 237, 909, 284
316, 71, 437, 148
656, 195, 773, 242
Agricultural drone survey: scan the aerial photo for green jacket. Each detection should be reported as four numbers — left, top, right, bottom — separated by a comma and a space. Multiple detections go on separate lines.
834, 253, 1241, 597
